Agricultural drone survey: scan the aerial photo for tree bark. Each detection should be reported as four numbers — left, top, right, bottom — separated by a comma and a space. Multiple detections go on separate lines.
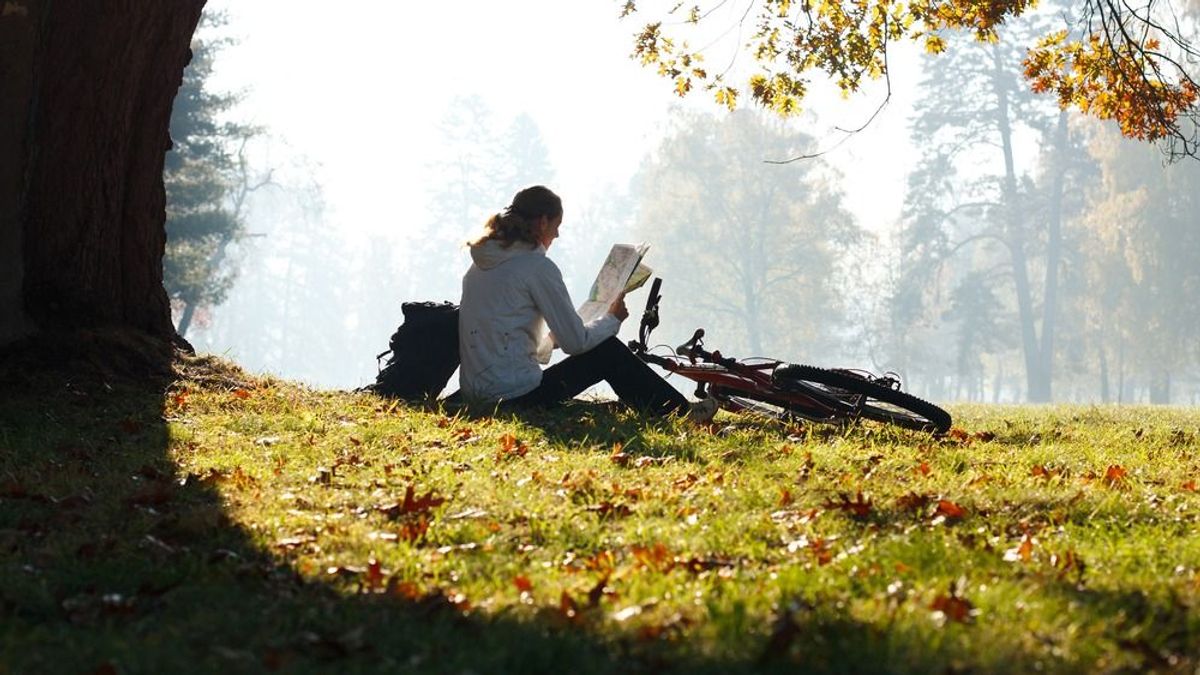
0, 0, 206, 350
0, 0, 40, 346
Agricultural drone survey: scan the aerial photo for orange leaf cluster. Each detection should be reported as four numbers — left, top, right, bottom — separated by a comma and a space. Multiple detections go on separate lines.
496, 433, 529, 460
1024, 32, 1199, 142
1103, 464, 1128, 487
628, 0, 1198, 148
930, 586, 976, 624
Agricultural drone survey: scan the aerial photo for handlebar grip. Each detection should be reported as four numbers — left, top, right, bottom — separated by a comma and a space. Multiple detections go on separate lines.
645, 277, 662, 312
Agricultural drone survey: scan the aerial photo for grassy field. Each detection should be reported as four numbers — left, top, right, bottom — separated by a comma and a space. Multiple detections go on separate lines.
1, 354, 1198, 673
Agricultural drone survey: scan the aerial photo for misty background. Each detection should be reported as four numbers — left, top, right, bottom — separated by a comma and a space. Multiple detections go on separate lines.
167, 0, 1200, 405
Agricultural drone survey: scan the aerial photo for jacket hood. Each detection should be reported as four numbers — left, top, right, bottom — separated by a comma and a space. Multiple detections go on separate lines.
469, 239, 544, 270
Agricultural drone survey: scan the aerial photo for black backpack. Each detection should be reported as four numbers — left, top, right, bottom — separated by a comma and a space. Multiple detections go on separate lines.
370, 301, 460, 401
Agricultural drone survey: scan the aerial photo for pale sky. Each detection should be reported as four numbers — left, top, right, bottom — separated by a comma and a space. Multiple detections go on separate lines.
206, 0, 925, 243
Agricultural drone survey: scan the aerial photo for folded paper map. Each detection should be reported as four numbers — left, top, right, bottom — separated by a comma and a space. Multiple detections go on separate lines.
537, 243, 651, 363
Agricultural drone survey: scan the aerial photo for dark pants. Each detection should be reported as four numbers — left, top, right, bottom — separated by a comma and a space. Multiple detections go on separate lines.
504, 337, 687, 416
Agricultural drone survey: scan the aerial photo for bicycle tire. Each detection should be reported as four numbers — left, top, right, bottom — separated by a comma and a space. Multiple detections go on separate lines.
707, 385, 855, 426
772, 364, 952, 433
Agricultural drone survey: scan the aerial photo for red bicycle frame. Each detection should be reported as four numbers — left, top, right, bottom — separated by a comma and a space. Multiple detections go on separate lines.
629, 279, 853, 422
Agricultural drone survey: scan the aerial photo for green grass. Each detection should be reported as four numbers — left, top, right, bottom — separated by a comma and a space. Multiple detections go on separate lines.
1, 356, 1198, 673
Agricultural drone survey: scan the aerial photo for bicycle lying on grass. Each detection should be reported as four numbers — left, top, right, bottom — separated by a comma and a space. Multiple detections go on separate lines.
628, 278, 952, 433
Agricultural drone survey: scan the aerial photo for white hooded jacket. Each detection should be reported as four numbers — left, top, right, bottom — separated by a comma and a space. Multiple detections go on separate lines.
458, 239, 620, 402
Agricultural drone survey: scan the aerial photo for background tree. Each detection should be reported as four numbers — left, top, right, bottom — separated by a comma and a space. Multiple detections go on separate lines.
891, 27, 1095, 401
164, 12, 265, 338
186, 172, 359, 387
633, 109, 859, 360
1077, 122, 1200, 402
411, 97, 557, 302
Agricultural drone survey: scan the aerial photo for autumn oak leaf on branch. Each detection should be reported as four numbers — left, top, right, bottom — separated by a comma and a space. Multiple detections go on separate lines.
621, 0, 1200, 158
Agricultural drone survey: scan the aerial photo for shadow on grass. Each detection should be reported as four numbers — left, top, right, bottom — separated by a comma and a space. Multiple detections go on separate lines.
0, 333, 1149, 674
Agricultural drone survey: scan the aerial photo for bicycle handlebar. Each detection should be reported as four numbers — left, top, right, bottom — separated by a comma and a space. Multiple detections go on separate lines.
645, 277, 662, 312
632, 277, 744, 371
676, 328, 705, 356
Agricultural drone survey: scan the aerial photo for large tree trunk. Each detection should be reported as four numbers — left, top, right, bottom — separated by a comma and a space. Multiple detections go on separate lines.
0, 0, 205, 350
0, 0, 39, 345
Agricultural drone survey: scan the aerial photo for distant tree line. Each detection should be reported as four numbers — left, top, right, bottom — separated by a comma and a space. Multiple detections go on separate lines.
177, 10, 1200, 402
881, 26, 1200, 404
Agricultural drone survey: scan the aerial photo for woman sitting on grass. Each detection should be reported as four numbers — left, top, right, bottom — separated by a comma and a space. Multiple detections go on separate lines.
458, 185, 716, 422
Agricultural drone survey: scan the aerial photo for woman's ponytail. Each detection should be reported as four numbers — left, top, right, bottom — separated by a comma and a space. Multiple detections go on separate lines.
469, 186, 562, 248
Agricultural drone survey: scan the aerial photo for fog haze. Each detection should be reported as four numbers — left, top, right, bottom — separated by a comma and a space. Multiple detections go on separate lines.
177, 0, 1200, 405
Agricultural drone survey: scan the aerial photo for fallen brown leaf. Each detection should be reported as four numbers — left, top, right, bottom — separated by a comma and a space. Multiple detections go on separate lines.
930, 589, 975, 624
378, 484, 446, 519
396, 516, 429, 543
364, 556, 385, 592
1103, 464, 1128, 486
586, 575, 611, 608
934, 499, 966, 521
586, 501, 632, 518
497, 433, 528, 460
559, 590, 582, 623
513, 575, 533, 593
946, 427, 970, 443
631, 543, 674, 572
797, 452, 814, 482
822, 491, 873, 519
1003, 535, 1034, 563
609, 442, 629, 467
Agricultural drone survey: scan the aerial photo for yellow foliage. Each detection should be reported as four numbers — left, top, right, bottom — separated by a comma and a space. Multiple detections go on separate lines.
623, 0, 1199, 148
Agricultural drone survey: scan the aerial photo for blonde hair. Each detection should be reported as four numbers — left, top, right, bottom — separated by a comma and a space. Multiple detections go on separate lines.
469, 185, 562, 248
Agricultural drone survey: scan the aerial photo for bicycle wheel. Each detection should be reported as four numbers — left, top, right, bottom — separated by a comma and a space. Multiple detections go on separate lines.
772, 364, 952, 433
707, 384, 854, 426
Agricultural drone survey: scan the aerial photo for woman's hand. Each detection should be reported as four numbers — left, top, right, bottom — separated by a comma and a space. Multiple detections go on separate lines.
609, 293, 629, 322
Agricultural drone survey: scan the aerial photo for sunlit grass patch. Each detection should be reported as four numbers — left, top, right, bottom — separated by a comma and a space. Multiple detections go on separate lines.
1, 359, 1198, 672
